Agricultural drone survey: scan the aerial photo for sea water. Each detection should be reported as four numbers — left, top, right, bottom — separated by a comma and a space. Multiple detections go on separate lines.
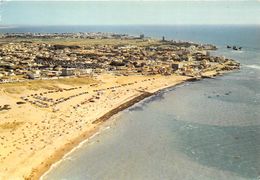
1, 25, 259, 179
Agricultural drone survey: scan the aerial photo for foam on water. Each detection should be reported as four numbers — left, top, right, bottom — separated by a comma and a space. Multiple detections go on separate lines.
245, 64, 260, 70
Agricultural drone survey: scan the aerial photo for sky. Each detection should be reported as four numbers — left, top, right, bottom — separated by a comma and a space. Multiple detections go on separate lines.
0, 1, 260, 26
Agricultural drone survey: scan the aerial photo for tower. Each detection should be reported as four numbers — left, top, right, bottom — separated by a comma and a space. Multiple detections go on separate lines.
162, 36, 165, 41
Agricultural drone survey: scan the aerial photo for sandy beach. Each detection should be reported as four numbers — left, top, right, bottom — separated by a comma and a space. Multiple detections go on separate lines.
0, 73, 195, 180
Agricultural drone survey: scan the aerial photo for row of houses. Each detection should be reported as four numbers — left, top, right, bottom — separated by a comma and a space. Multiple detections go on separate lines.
0, 33, 232, 82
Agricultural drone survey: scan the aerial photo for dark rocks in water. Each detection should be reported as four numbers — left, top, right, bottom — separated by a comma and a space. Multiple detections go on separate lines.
208, 96, 212, 98
227, 45, 242, 51
227, 45, 243, 50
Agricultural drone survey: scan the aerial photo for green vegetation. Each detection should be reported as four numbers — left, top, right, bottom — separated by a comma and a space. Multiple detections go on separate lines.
0, 77, 96, 94
0, 37, 161, 47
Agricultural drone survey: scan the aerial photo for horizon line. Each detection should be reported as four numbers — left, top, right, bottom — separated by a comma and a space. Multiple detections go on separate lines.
1, 24, 260, 27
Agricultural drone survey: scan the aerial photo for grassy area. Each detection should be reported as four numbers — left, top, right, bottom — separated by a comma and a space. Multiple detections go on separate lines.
0, 37, 161, 47
49, 76, 96, 85
0, 77, 96, 94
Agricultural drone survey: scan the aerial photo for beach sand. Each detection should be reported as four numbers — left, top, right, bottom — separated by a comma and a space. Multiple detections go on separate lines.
0, 73, 192, 180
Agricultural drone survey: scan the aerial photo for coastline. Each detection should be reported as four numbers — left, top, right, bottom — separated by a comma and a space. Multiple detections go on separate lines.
0, 70, 238, 180
29, 70, 234, 180
33, 72, 230, 180
30, 78, 194, 180
34, 92, 155, 180
0, 33, 240, 179
1, 73, 193, 180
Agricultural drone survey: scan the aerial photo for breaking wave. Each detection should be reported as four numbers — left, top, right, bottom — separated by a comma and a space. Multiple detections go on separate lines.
245, 64, 260, 70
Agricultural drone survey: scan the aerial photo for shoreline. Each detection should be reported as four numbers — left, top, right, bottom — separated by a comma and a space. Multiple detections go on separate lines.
30, 71, 235, 180
0, 71, 238, 179
28, 78, 190, 180
1, 73, 194, 179
0, 31, 240, 179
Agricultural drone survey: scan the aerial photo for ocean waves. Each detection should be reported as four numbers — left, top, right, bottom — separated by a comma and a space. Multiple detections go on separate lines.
244, 64, 260, 70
